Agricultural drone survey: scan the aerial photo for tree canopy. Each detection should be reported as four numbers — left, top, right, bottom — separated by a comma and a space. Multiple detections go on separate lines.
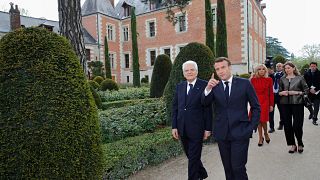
266, 36, 290, 58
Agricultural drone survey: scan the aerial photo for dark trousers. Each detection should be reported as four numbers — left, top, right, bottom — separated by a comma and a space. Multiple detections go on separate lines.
181, 136, 207, 180
313, 98, 320, 120
218, 139, 249, 180
269, 93, 284, 129
282, 104, 304, 147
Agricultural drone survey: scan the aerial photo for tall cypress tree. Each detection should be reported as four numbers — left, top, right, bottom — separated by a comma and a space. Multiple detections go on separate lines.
131, 7, 140, 87
205, 0, 215, 56
216, 0, 228, 57
104, 36, 112, 79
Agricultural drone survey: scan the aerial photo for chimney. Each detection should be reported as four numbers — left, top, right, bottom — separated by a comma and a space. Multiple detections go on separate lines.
109, 0, 114, 7
9, 3, 21, 31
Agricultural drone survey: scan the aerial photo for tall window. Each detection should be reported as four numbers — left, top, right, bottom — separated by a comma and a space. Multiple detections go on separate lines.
149, 21, 155, 37
124, 53, 130, 68
254, 11, 258, 32
85, 49, 91, 61
164, 48, 171, 58
177, 15, 186, 32
122, 26, 129, 41
150, 1, 156, 10
248, 2, 252, 26
211, 5, 217, 26
109, 53, 115, 69
150, 50, 156, 66
126, 76, 130, 83
107, 25, 114, 41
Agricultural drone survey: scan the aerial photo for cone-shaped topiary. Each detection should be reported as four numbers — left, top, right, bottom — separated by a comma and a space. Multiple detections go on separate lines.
90, 86, 103, 109
163, 42, 215, 125
101, 78, 119, 91
93, 75, 104, 84
0, 28, 104, 178
150, 54, 172, 98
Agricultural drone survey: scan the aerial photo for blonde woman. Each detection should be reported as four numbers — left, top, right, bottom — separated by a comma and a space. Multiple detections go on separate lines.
250, 64, 274, 146
279, 62, 309, 153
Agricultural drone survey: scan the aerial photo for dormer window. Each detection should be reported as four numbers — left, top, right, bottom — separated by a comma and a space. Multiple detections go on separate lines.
123, 3, 131, 17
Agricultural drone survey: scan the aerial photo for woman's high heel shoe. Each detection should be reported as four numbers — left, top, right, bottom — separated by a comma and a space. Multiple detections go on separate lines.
258, 138, 264, 147
288, 145, 297, 153
264, 133, 270, 144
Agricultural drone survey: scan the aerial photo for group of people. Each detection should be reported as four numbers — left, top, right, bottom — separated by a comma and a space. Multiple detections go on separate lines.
171, 57, 320, 180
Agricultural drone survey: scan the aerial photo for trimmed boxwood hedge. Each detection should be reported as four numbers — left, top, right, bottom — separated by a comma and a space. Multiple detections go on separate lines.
150, 54, 172, 98
98, 87, 149, 102
101, 98, 157, 110
0, 28, 104, 178
99, 100, 166, 143
100, 78, 119, 91
103, 127, 183, 179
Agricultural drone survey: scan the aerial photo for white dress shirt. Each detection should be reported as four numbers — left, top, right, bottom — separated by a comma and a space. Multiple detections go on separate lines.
204, 76, 233, 96
187, 78, 197, 95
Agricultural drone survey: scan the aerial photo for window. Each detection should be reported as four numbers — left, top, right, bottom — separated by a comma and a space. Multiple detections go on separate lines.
254, 40, 258, 62
164, 48, 171, 58
124, 53, 130, 68
107, 25, 114, 41
150, 1, 156, 10
85, 49, 91, 61
178, 15, 186, 32
150, 50, 156, 66
123, 5, 131, 17
109, 53, 115, 69
126, 76, 130, 83
249, 35, 253, 61
254, 10, 258, 32
122, 26, 129, 41
259, 18, 262, 37
248, 2, 252, 26
211, 5, 217, 26
149, 21, 155, 37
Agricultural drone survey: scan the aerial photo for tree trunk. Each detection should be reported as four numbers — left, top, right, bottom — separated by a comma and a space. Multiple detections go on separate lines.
58, 0, 88, 75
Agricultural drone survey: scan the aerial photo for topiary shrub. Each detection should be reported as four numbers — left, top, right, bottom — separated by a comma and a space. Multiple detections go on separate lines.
141, 77, 149, 84
88, 80, 101, 90
239, 73, 251, 79
93, 75, 104, 84
150, 54, 172, 98
0, 28, 104, 178
101, 78, 119, 91
163, 42, 215, 125
90, 86, 103, 109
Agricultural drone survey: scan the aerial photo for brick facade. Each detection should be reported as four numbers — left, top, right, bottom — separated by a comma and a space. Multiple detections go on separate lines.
82, 0, 267, 83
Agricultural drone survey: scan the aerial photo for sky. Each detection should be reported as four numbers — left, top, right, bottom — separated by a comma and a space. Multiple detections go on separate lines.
0, 0, 319, 57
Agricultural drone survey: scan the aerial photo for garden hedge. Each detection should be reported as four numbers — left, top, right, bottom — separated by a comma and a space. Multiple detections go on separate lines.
0, 27, 104, 178
103, 128, 183, 179
98, 87, 149, 102
101, 98, 157, 110
99, 100, 166, 143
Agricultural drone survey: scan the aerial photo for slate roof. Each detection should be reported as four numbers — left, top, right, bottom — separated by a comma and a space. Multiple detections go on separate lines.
82, 0, 119, 18
115, 0, 148, 18
0, 11, 96, 45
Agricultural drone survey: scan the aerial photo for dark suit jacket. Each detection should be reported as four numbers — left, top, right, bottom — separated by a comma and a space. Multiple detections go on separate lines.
304, 69, 320, 99
172, 78, 212, 139
202, 77, 260, 141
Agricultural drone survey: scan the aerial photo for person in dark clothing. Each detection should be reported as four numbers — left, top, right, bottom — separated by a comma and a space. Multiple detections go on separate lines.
269, 63, 285, 132
304, 62, 320, 126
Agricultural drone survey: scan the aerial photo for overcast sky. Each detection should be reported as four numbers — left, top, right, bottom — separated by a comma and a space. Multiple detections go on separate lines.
1, 0, 319, 56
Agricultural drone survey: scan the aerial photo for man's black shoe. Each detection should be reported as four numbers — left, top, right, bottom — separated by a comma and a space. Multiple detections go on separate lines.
309, 114, 313, 120
277, 125, 283, 130
313, 120, 318, 126
268, 129, 275, 133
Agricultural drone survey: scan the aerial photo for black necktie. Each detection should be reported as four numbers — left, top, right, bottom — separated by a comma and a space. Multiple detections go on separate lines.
224, 81, 229, 100
188, 84, 193, 96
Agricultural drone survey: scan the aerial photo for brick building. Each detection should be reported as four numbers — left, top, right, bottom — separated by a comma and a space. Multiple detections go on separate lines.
0, 0, 266, 83
82, 0, 267, 83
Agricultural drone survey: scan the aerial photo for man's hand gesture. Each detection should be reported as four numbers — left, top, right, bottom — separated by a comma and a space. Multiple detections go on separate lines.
206, 73, 219, 92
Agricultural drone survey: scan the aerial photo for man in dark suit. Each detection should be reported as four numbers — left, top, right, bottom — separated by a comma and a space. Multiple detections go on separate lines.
304, 62, 320, 126
202, 57, 260, 180
172, 60, 212, 180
